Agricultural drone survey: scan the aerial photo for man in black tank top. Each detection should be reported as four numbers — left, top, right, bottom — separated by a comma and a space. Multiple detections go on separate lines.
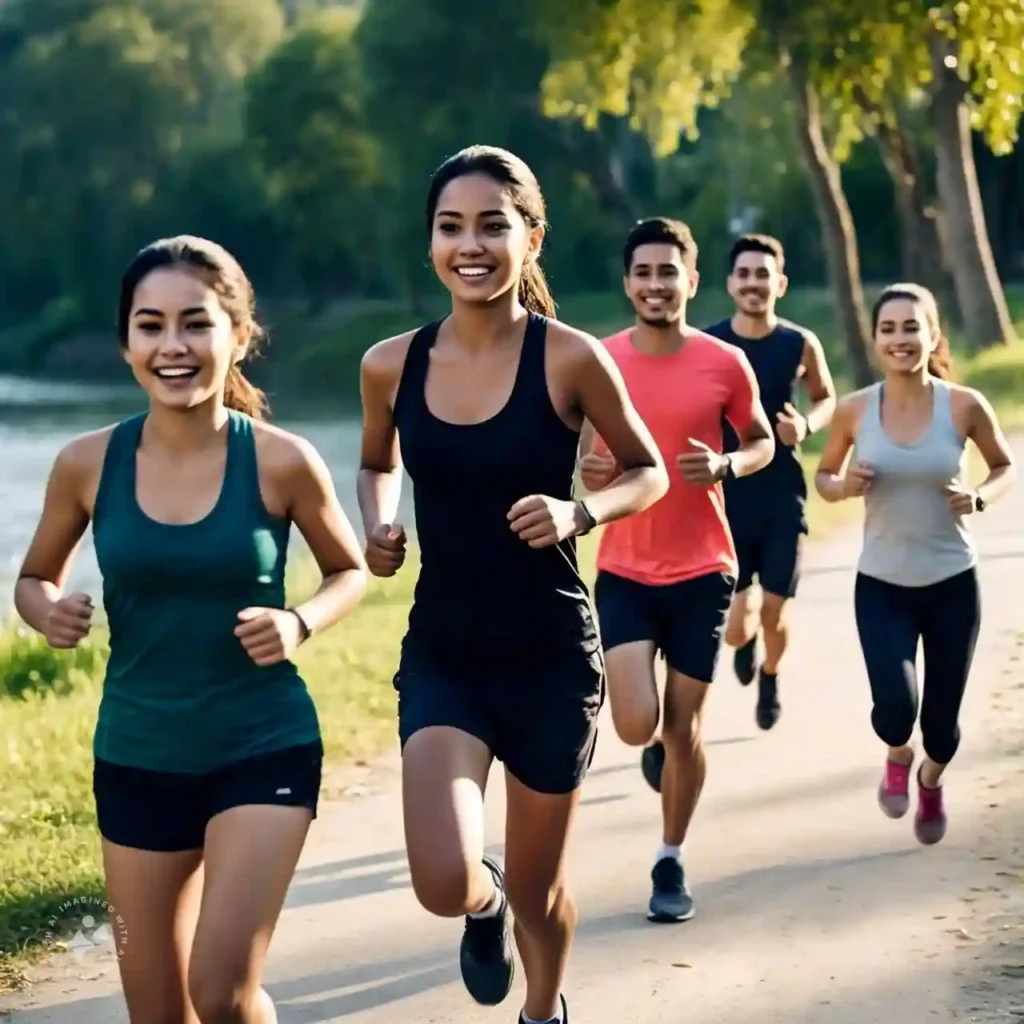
703, 235, 837, 730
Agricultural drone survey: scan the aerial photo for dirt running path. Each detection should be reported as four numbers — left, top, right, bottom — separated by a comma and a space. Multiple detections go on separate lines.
4, 443, 1024, 1023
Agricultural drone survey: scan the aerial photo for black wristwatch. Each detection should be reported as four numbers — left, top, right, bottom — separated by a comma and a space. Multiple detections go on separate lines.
973, 491, 986, 513
575, 500, 598, 536
289, 607, 312, 643
718, 453, 734, 481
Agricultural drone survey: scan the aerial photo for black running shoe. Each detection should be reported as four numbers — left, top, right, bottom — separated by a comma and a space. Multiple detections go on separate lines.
647, 856, 694, 922
517, 994, 569, 1023
755, 670, 781, 730
640, 739, 665, 793
733, 636, 758, 686
460, 854, 515, 1005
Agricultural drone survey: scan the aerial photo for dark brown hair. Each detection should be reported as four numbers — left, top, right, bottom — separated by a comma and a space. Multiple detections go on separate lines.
425, 145, 555, 318
729, 233, 785, 273
623, 218, 698, 274
118, 235, 269, 418
871, 282, 953, 381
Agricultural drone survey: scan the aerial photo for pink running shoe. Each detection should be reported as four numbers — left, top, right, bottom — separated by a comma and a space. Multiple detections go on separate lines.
878, 757, 912, 818
914, 770, 948, 845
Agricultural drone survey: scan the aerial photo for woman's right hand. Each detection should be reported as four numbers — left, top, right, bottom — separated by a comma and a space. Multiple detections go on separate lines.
365, 523, 407, 577
44, 592, 94, 648
841, 461, 875, 498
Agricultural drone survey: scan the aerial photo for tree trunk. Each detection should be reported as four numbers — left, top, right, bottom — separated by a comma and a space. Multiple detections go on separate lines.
788, 61, 875, 387
929, 35, 1016, 348
866, 106, 949, 297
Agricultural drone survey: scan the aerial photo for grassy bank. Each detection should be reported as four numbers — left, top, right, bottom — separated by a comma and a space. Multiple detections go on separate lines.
3, 297, 1024, 991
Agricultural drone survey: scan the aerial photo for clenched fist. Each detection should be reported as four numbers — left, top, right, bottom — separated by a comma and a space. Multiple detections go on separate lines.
234, 607, 304, 667
677, 438, 728, 487
508, 495, 583, 549
944, 483, 978, 516
775, 402, 808, 447
842, 461, 874, 498
44, 592, 94, 649
365, 523, 407, 578
580, 452, 618, 492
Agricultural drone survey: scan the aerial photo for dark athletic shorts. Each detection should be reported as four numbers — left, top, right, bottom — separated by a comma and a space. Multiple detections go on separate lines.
594, 569, 735, 683
731, 503, 807, 599
393, 638, 605, 796
93, 740, 323, 853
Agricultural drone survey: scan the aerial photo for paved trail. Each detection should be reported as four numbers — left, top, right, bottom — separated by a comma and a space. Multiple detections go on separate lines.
4, 445, 1024, 1023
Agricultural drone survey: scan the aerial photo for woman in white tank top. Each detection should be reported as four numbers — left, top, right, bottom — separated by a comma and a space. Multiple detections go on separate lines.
813, 283, 1015, 845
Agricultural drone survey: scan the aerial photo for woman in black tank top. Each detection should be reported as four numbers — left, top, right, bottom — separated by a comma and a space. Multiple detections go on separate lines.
358, 146, 668, 1024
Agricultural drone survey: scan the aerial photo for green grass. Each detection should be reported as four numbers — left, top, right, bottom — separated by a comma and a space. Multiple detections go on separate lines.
3, 285, 1024, 991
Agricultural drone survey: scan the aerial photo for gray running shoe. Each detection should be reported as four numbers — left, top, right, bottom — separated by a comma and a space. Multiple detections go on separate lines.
647, 856, 694, 923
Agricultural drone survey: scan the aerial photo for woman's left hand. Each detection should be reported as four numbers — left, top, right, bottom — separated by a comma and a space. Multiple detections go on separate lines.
508, 495, 583, 548
234, 607, 304, 666
944, 483, 977, 516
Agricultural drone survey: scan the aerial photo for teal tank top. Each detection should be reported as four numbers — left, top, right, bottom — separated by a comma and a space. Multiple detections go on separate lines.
91, 411, 321, 773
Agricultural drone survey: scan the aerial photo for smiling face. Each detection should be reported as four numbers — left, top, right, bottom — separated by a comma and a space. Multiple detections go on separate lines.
727, 249, 787, 318
623, 243, 696, 326
429, 172, 543, 308
124, 266, 246, 411
873, 295, 937, 377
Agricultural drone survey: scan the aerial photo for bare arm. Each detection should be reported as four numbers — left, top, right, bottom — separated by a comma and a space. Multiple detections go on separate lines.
814, 397, 860, 502
966, 390, 1016, 506
726, 352, 775, 477
281, 437, 369, 638
570, 334, 668, 524
14, 436, 98, 639
799, 331, 838, 435
357, 338, 407, 534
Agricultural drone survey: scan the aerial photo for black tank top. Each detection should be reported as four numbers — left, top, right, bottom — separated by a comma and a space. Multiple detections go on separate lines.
704, 317, 808, 506
393, 313, 599, 666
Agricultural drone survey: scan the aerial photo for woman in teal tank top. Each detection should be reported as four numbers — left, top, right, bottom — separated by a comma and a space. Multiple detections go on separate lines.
814, 283, 1015, 848
14, 236, 368, 1024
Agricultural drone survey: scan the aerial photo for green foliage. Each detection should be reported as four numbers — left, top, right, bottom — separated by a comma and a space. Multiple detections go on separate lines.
246, 7, 383, 305
0, 0, 1020, 369
537, 0, 754, 155
0, 621, 109, 701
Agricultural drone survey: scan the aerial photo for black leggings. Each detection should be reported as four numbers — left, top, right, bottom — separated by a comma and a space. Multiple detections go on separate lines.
854, 568, 981, 766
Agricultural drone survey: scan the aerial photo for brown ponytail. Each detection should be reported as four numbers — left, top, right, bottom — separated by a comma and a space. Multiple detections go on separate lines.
927, 334, 953, 381
519, 260, 556, 318
224, 363, 269, 419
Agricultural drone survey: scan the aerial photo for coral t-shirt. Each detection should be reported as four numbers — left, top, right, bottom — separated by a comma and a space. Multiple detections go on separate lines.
593, 328, 759, 585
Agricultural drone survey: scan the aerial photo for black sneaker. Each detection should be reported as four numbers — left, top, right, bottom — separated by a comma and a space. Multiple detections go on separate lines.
755, 670, 781, 730
733, 636, 758, 686
460, 854, 515, 1005
518, 993, 568, 1023
640, 739, 665, 793
647, 856, 694, 922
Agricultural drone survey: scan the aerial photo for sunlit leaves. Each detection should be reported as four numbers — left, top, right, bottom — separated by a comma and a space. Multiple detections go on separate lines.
534, 0, 1024, 161
536, 0, 754, 155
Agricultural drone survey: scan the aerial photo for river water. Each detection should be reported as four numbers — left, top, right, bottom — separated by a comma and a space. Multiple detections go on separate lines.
0, 375, 417, 613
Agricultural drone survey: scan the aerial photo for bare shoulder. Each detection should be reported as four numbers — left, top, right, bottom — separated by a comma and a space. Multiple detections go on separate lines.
544, 319, 617, 371
833, 386, 874, 428
54, 424, 117, 480
361, 330, 418, 389
252, 420, 330, 486
946, 381, 991, 415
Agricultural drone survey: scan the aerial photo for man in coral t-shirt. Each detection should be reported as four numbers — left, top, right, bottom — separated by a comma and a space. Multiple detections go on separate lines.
580, 217, 774, 924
